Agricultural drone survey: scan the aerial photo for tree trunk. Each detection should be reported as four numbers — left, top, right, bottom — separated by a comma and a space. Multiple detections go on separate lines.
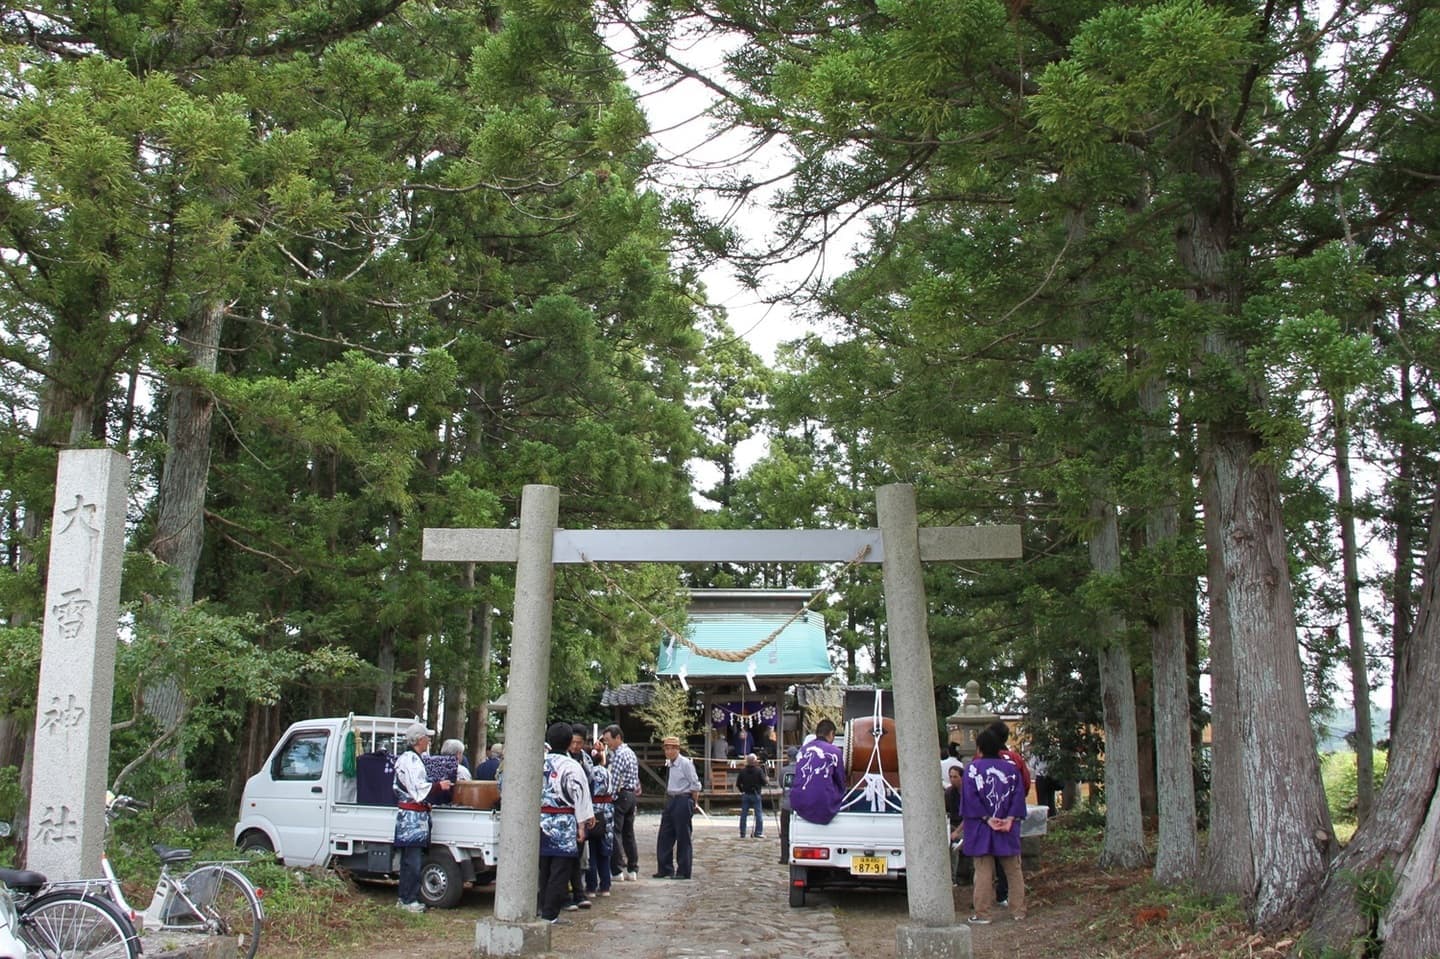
405, 636, 427, 719
1333, 398, 1374, 821
1199, 436, 1254, 898
442, 563, 478, 745
1139, 375, 1198, 884
151, 300, 224, 604
1134, 671, 1157, 820
1308, 496, 1440, 958
147, 298, 225, 828
1210, 423, 1336, 929
468, 572, 494, 754
1177, 112, 1331, 928
1091, 498, 1149, 869
1389, 320, 1416, 729
375, 628, 396, 716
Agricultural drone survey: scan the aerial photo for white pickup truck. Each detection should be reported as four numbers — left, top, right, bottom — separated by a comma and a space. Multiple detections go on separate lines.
234, 716, 500, 908
788, 772, 907, 906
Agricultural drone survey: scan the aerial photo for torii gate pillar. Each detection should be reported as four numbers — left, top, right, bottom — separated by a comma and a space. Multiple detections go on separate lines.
477, 485, 557, 955
880, 485, 967, 959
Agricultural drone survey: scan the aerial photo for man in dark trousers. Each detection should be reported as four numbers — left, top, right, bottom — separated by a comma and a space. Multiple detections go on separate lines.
735, 753, 768, 838
653, 735, 701, 879
778, 745, 798, 864
601, 724, 642, 880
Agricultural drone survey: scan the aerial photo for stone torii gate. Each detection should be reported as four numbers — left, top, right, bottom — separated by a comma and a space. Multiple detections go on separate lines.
423, 483, 1021, 959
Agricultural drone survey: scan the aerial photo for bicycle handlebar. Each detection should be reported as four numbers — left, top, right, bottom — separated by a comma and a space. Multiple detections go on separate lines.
106, 795, 150, 817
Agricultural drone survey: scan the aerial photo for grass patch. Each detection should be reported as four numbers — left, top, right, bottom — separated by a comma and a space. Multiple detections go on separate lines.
103, 813, 419, 956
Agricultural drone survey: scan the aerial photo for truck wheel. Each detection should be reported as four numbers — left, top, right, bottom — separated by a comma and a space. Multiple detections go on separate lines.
420, 852, 464, 909
788, 865, 807, 908
237, 832, 275, 860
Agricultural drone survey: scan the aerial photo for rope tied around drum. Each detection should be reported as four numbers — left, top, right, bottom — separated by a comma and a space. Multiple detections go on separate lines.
578, 544, 873, 662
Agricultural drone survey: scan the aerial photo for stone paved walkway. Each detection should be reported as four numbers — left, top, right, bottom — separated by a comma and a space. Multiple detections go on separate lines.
545, 811, 853, 959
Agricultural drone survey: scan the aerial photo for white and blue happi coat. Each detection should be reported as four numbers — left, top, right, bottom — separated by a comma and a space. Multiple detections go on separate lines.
590, 764, 615, 854
393, 749, 433, 848
540, 753, 592, 857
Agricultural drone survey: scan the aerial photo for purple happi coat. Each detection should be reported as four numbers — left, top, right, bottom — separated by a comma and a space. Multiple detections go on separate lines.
790, 738, 846, 825
961, 757, 1027, 857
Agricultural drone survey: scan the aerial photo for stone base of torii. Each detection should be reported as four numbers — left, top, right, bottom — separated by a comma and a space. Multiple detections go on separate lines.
424, 483, 1021, 959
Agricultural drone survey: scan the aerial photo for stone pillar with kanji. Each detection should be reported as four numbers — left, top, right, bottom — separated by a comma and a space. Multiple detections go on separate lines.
27, 449, 129, 880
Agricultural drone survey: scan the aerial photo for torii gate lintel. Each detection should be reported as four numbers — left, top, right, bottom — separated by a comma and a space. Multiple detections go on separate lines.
423, 524, 1021, 565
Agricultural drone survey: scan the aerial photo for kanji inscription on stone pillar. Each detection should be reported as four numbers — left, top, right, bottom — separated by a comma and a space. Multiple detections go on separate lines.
28, 449, 129, 881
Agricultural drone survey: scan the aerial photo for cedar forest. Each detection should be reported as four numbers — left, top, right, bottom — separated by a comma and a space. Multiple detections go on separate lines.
0, 0, 1436, 955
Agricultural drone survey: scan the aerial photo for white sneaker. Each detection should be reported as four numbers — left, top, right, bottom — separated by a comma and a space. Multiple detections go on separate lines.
625, 870, 638, 882
397, 901, 425, 913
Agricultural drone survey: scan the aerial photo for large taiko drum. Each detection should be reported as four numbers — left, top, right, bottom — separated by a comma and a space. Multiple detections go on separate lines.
844, 716, 899, 788
451, 780, 500, 810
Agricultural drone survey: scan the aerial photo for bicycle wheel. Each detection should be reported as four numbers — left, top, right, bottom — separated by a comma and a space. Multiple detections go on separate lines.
183, 865, 262, 959
19, 890, 141, 959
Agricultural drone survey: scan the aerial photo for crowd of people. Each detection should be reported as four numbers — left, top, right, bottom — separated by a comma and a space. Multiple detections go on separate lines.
388, 720, 648, 922
535, 721, 652, 921
387, 714, 1037, 927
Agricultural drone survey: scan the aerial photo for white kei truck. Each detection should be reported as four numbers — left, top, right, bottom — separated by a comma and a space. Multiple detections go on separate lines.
787, 750, 908, 906
234, 715, 500, 909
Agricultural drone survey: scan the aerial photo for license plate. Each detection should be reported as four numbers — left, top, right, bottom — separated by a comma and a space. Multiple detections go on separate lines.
850, 855, 887, 876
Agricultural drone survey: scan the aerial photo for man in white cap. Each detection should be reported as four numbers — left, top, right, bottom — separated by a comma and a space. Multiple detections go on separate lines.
393, 723, 451, 911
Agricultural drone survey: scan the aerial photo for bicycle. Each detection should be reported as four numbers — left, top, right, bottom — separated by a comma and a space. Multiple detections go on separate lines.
2, 868, 141, 959
1, 818, 142, 959
94, 796, 264, 959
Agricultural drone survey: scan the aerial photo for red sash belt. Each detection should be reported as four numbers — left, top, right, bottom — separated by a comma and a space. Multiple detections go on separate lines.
594, 794, 616, 803
541, 805, 575, 814
398, 801, 431, 812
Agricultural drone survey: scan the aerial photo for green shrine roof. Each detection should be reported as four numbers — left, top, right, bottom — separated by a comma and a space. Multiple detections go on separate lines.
655, 610, 833, 684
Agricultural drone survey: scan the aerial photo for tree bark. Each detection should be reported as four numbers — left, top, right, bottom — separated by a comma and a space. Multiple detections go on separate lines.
1210, 424, 1336, 929
1141, 376, 1198, 885
1389, 316, 1416, 729
1177, 112, 1332, 928
469, 576, 494, 754
151, 300, 224, 604
1333, 398, 1374, 821
1199, 442, 1254, 898
375, 628, 395, 716
1309, 496, 1440, 958
147, 298, 225, 828
1090, 498, 1149, 869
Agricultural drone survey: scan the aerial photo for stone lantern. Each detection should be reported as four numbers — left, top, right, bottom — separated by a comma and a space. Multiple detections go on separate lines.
945, 680, 997, 755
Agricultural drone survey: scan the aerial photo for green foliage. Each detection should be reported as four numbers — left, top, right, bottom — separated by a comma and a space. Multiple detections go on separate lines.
1295, 865, 1395, 959
0, 765, 21, 866
632, 682, 702, 742
1321, 750, 1389, 826
0, 625, 41, 716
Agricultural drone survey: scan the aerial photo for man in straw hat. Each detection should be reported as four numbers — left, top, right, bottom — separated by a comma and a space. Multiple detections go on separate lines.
652, 735, 701, 879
